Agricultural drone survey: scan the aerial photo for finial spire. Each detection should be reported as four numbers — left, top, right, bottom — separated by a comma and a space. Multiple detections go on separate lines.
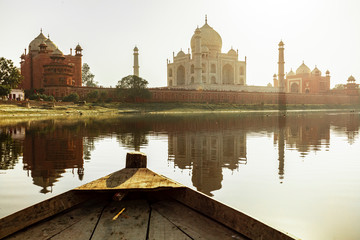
205, 14, 207, 24
40, 28, 42, 33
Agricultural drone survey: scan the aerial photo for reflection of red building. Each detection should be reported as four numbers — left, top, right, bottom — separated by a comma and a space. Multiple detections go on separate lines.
20, 30, 82, 92
23, 129, 83, 193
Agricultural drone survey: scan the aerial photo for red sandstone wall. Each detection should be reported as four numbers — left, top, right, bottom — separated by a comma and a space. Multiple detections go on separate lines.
42, 86, 359, 105
148, 89, 359, 105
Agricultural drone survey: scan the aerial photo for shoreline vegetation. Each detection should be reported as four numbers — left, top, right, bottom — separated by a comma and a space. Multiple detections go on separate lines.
1, 101, 359, 118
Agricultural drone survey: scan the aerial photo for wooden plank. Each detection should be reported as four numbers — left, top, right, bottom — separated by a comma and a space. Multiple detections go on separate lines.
5, 199, 107, 240
75, 168, 184, 191
170, 188, 299, 240
151, 200, 246, 240
0, 191, 91, 239
91, 199, 150, 240
148, 209, 192, 240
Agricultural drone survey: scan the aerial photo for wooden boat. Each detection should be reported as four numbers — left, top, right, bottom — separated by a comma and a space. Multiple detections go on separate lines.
0, 153, 299, 240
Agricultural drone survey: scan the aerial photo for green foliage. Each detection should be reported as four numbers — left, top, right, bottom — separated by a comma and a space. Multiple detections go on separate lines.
116, 75, 151, 102
25, 89, 54, 101
28, 93, 54, 101
63, 93, 79, 102
0, 85, 11, 97
0, 57, 23, 97
86, 90, 99, 102
82, 63, 97, 87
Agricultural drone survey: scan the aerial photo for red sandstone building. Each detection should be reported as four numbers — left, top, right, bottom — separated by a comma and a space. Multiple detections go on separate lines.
20, 30, 83, 96
273, 61, 331, 94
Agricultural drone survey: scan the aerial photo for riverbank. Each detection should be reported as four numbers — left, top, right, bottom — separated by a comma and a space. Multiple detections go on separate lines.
0, 101, 359, 118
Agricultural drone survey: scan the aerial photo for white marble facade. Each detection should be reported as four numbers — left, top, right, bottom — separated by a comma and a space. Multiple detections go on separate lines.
167, 17, 246, 90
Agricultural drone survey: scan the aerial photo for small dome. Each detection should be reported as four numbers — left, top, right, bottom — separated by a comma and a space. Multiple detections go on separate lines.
287, 68, 295, 76
348, 75, 356, 82
133, 46, 139, 51
227, 48, 237, 56
273, 74, 277, 78
201, 46, 209, 53
296, 62, 311, 75
52, 48, 64, 56
29, 31, 47, 52
45, 37, 57, 51
278, 40, 284, 47
176, 50, 185, 57
75, 44, 82, 51
191, 20, 222, 54
326, 70, 330, 75
312, 66, 321, 76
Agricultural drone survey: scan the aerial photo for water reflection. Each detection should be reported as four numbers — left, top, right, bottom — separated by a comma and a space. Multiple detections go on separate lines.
0, 112, 359, 195
0, 127, 24, 170
22, 120, 84, 193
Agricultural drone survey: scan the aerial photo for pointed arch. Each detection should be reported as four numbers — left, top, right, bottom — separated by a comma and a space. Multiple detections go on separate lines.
222, 64, 234, 84
177, 65, 185, 85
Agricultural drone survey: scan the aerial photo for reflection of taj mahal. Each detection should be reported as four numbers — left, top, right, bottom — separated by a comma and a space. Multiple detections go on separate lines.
168, 130, 247, 196
167, 16, 247, 90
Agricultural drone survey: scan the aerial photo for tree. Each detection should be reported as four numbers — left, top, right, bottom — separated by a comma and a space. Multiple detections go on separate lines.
116, 75, 151, 101
82, 63, 97, 87
86, 90, 99, 102
63, 93, 79, 102
0, 57, 23, 97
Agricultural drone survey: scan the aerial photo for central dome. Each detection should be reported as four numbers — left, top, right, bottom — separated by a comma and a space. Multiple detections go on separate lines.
190, 22, 222, 55
29, 32, 47, 52
296, 62, 311, 75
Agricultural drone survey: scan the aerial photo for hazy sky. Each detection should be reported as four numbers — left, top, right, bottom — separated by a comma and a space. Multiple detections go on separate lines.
1, 0, 359, 88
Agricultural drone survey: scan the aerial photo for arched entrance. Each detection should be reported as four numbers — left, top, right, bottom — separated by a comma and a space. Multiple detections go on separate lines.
177, 65, 185, 85
222, 64, 234, 84
290, 83, 299, 93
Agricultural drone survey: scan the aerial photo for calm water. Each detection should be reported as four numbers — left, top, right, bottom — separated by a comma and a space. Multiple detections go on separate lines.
0, 112, 359, 240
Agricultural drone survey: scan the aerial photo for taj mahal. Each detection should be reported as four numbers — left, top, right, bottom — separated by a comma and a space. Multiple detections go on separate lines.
167, 16, 251, 91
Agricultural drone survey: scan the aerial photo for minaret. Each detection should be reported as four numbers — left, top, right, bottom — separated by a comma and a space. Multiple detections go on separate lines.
133, 46, 139, 77
194, 27, 202, 83
278, 40, 285, 92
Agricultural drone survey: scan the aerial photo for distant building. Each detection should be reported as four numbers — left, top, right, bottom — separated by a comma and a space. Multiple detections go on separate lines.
8, 89, 25, 101
167, 16, 247, 90
20, 30, 83, 94
273, 42, 331, 94
344, 75, 359, 95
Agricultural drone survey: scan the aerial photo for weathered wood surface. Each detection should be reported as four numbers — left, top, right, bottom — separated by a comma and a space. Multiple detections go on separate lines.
0, 191, 91, 239
170, 188, 299, 240
91, 199, 150, 240
75, 168, 184, 191
5, 198, 106, 240
148, 209, 192, 240
152, 200, 246, 240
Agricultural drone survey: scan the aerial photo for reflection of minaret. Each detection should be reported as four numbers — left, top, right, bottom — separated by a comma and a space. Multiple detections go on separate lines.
278, 115, 286, 182
133, 46, 139, 77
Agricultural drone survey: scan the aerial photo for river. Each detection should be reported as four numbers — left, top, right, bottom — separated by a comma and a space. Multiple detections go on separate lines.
0, 111, 359, 240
